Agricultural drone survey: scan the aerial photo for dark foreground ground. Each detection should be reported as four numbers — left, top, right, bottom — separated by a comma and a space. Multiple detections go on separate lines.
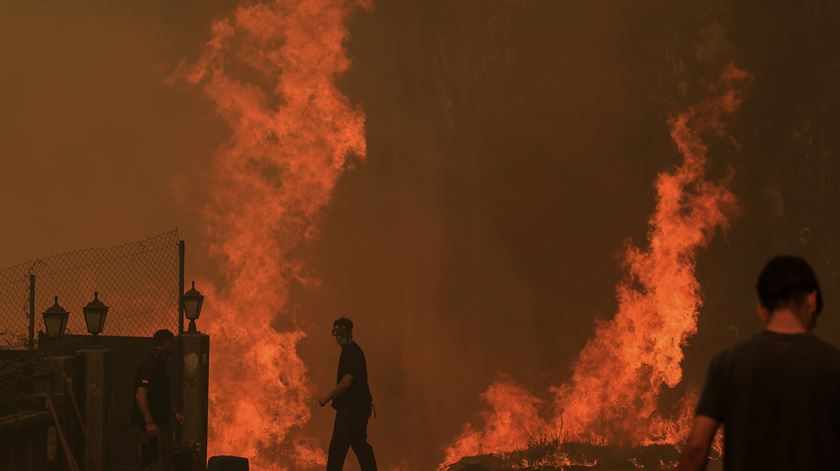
446, 442, 722, 471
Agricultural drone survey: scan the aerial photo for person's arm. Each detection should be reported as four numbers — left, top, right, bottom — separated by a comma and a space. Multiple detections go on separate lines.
680, 352, 725, 471
171, 401, 184, 425
677, 416, 719, 471
320, 374, 353, 406
135, 387, 158, 436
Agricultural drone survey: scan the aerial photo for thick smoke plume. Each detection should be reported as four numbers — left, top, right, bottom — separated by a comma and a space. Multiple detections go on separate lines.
180, 1, 370, 469
444, 64, 752, 465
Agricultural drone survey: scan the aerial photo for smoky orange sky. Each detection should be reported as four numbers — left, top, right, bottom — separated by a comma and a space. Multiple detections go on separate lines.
2, 1, 840, 469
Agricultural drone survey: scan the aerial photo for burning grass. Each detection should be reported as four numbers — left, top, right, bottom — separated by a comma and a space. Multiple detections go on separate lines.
444, 433, 721, 471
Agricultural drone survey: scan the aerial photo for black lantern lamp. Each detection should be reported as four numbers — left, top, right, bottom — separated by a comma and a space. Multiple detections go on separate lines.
83, 291, 109, 336
43, 296, 69, 340
182, 281, 205, 333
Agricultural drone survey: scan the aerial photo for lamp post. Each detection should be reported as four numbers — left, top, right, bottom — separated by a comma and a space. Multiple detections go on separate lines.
79, 292, 111, 471
182, 281, 205, 334
179, 281, 209, 467
83, 291, 109, 338
42, 296, 69, 340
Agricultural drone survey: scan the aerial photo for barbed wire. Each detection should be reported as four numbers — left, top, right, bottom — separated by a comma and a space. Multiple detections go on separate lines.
0, 230, 180, 347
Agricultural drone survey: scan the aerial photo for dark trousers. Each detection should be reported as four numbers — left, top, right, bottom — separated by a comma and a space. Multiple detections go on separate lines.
327, 407, 377, 471
138, 424, 173, 471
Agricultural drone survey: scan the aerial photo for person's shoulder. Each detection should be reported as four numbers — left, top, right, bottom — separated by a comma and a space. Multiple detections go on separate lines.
732, 331, 840, 357
348, 341, 366, 359
807, 333, 840, 349
706, 334, 765, 367
134, 355, 156, 387
715, 334, 761, 358
705, 346, 733, 371
799, 335, 840, 376
807, 334, 840, 359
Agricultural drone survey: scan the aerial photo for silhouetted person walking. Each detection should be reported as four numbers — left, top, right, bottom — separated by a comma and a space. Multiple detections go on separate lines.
678, 256, 840, 470
320, 317, 377, 471
133, 329, 184, 471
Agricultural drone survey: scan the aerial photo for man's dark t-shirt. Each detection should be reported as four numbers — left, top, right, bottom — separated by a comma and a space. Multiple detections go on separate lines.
332, 341, 372, 413
132, 354, 172, 427
696, 330, 840, 470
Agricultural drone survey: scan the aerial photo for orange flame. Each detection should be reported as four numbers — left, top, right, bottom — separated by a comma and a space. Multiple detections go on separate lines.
443, 381, 548, 465
443, 64, 752, 465
179, 1, 370, 469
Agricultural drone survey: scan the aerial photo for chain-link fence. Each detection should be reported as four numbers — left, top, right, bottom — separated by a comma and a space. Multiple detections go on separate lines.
0, 230, 181, 348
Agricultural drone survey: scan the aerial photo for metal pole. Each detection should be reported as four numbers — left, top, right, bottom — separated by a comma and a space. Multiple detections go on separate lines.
177, 240, 186, 447
28, 274, 35, 349
179, 240, 185, 334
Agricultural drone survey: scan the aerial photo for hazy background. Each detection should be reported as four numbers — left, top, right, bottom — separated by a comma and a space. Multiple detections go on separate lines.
2, 0, 839, 468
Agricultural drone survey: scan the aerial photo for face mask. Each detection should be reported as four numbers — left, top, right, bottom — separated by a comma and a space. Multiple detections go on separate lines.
333, 326, 352, 342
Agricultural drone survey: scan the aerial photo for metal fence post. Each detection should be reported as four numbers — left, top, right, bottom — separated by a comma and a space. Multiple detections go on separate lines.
28, 273, 35, 348
179, 240, 185, 334
176, 239, 187, 451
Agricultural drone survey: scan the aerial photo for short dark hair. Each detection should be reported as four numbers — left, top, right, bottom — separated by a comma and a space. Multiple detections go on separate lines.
756, 255, 823, 315
333, 317, 354, 331
153, 329, 175, 346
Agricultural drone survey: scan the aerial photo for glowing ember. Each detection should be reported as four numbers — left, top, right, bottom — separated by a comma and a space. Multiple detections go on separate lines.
179, 0, 370, 469
444, 64, 751, 466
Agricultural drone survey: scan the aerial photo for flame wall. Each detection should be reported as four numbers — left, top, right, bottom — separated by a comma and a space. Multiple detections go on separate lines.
180, 1, 370, 468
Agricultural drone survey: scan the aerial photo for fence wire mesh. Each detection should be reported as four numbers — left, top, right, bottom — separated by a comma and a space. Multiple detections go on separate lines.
0, 261, 31, 348
0, 230, 180, 347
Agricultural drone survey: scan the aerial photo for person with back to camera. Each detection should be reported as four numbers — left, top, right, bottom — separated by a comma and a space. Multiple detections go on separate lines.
678, 255, 840, 470
319, 317, 378, 471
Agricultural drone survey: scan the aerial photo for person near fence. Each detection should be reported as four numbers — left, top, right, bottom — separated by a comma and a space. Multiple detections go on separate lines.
678, 255, 840, 470
133, 329, 184, 470
319, 317, 378, 471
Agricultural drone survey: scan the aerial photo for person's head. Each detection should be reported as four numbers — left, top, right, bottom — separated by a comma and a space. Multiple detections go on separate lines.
332, 317, 354, 346
152, 329, 175, 357
756, 255, 823, 330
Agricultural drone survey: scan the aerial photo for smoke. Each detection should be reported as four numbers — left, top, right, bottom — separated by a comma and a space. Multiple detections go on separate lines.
443, 64, 752, 465
178, 0, 370, 469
